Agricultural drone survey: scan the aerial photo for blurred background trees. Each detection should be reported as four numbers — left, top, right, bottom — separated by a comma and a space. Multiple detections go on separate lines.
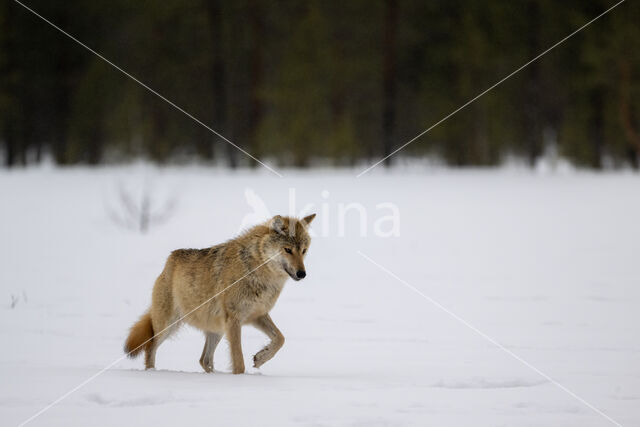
1, 0, 638, 169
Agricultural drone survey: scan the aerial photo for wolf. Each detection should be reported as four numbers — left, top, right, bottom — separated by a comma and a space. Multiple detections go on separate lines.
124, 213, 315, 374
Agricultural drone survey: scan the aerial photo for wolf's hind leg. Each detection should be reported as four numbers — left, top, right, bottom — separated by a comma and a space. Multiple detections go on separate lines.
252, 314, 284, 369
145, 342, 157, 370
145, 311, 180, 370
199, 332, 222, 373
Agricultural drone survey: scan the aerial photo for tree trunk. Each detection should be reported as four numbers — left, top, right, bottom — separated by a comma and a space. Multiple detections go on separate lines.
382, 0, 398, 167
247, 0, 264, 168
86, 129, 103, 165
523, 0, 543, 167
206, 0, 234, 167
588, 88, 604, 169
619, 60, 640, 169
50, 9, 73, 165
3, 4, 18, 168
4, 121, 16, 168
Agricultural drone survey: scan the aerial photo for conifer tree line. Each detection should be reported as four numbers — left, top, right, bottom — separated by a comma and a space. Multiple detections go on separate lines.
1, 0, 639, 168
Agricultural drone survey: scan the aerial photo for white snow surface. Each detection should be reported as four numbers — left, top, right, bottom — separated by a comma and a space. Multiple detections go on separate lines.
1, 166, 639, 426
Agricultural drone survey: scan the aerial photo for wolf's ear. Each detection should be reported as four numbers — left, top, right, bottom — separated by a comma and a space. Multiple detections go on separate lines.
302, 213, 316, 225
271, 215, 286, 234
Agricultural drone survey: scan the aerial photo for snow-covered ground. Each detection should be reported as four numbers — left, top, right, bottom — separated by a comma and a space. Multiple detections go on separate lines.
1, 166, 639, 426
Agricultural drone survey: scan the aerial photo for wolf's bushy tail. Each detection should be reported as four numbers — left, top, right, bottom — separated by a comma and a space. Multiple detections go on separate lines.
124, 311, 153, 358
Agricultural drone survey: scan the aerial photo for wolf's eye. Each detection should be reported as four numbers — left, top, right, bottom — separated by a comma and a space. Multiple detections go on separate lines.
284, 248, 292, 254
302, 248, 307, 254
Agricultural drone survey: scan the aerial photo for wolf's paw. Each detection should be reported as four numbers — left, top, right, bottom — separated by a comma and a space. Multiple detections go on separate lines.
253, 348, 269, 368
199, 358, 214, 373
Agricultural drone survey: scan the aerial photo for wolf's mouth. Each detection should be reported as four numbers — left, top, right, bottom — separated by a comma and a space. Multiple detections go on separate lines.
287, 270, 301, 281
282, 264, 301, 281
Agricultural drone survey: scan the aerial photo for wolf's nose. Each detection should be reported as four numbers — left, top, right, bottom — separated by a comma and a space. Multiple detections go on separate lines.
296, 270, 306, 279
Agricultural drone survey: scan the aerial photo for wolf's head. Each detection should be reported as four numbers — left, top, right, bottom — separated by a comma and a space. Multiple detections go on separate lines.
264, 214, 315, 281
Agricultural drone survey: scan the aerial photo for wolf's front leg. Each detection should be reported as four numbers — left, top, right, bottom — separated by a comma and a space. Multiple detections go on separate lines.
199, 332, 222, 373
226, 320, 245, 374
252, 314, 285, 368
